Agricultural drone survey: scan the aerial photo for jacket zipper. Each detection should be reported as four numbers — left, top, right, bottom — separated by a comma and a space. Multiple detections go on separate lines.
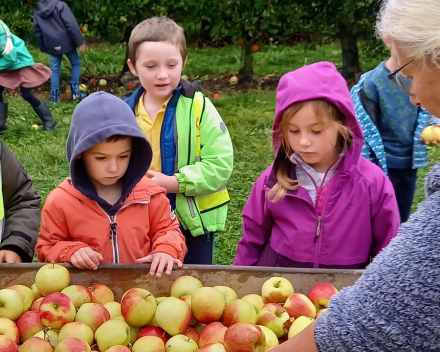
292, 156, 340, 267
96, 201, 150, 263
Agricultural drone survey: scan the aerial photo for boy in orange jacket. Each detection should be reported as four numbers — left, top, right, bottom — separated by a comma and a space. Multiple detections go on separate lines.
36, 92, 187, 277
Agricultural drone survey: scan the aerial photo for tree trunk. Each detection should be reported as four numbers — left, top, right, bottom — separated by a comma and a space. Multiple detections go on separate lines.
238, 40, 254, 83
120, 26, 133, 76
340, 28, 360, 81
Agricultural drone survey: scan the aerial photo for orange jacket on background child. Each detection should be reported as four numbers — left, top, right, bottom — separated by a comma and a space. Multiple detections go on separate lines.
36, 92, 187, 264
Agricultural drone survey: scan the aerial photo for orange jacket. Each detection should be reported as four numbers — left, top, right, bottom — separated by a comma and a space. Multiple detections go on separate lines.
36, 177, 187, 264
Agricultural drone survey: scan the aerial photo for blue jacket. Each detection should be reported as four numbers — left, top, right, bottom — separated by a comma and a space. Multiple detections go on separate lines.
315, 162, 440, 351
33, 0, 84, 56
351, 71, 439, 174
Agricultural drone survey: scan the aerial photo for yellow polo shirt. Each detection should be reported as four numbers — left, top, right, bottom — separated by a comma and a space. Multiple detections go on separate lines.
135, 93, 170, 172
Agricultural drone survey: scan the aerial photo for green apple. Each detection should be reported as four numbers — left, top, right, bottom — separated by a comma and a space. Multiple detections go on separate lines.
171, 276, 203, 298
257, 303, 291, 337
132, 336, 164, 352
261, 277, 294, 304
59, 322, 94, 346
242, 294, 264, 313
34, 329, 59, 348
165, 334, 198, 352
155, 297, 191, 336
95, 320, 130, 351
61, 285, 93, 309
288, 316, 315, 339
0, 289, 24, 320
103, 302, 122, 319
8, 285, 34, 313
35, 264, 70, 296
213, 286, 237, 305
198, 343, 227, 352
0, 317, 19, 343
191, 287, 225, 324
75, 303, 110, 332
258, 325, 279, 350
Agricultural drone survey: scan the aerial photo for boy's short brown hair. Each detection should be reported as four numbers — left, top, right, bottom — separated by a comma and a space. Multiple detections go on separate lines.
128, 16, 187, 67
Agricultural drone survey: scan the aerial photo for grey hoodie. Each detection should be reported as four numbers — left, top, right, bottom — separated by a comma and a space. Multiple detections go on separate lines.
66, 92, 152, 216
315, 162, 440, 351
33, 0, 84, 55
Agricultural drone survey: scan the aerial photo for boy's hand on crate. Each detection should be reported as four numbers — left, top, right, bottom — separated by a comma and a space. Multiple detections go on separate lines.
137, 252, 183, 277
0, 250, 22, 263
70, 247, 103, 270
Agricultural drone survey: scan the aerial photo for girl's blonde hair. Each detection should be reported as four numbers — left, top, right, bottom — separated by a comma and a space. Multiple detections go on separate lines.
0, 20, 13, 56
268, 99, 353, 202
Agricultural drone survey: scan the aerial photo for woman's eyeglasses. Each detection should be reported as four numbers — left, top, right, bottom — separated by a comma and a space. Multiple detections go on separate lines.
387, 59, 414, 96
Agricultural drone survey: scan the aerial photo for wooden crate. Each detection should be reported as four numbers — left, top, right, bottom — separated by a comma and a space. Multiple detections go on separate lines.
0, 264, 363, 300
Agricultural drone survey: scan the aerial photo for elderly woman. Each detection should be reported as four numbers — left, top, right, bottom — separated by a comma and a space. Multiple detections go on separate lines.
273, 0, 440, 351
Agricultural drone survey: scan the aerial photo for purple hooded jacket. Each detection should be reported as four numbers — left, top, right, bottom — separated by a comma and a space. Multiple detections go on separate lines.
234, 62, 400, 269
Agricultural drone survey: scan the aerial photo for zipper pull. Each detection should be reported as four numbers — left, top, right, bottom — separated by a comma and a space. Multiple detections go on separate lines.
109, 216, 117, 239
314, 216, 322, 243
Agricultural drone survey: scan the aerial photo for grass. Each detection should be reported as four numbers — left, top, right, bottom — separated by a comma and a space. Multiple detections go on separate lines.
4, 42, 435, 265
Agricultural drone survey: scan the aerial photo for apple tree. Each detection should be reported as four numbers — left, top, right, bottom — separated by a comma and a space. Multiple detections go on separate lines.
299, 0, 378, 80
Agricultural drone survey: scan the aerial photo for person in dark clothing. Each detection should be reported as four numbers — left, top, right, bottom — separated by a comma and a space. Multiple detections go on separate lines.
33, 0, 86, 103
0, 140, 41, 263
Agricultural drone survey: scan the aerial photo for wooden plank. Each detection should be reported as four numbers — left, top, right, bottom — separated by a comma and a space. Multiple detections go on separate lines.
0, 264, 363, 300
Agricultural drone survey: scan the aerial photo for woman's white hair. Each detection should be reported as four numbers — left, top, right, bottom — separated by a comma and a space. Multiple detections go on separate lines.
0, 20, 13, 56
376, 0, 440, 67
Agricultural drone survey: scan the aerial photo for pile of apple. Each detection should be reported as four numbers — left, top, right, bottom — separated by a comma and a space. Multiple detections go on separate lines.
0, 264, 339, 352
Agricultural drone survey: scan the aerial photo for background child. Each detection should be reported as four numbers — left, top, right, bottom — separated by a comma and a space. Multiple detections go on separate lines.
36, 92, 187, 277
0, 140, 41, 263
351, 40, 440, 223
234, 62, 399, 269
0, 20, 56, 132
33, 0, 86, 103
125, 17, 234, 264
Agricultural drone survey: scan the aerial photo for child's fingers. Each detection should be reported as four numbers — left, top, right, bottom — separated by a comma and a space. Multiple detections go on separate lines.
173, 259, 183, 268
165, 258, 175, 275
136, 255, 153, 264
155, 258, 167, 278
149, 256, 160, 276
79, 251, 98, 270
71, 256, 86, 269
146, 170, 157, 178
87, 250, 102, 267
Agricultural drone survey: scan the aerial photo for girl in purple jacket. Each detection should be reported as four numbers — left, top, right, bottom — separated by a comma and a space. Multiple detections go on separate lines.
234, 62, 400, 269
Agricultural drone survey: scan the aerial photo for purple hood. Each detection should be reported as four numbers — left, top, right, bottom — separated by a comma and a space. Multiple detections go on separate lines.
273, 61, 364, 171
234, 62, 399, 269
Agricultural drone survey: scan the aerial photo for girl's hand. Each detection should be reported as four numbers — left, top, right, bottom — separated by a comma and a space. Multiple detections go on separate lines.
137, 252, 183, 277
70, 247, 103, 270
146, 171, 179, 194
79, 44, 86, 53
0, 250, 21, 263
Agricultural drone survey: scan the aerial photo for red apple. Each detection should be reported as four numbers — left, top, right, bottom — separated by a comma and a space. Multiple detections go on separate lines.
191, 287, 225, 324
80, 26, 87, 33
106, 347, 131, 352
307, 283, 338, 310
132, 336, 165, 352
237, 39, 244, 46
138, 326, 169, 344
27, 0, 34, 5
89, 78, 97, 87
198, 322, 227, 348
284, 293, 316, 319
199, 343, 227, 352
213, 93, 221, 100
183, 326, 199, 344
155, 296, 191, 336
75, 302, 110, 332
121, 288, 157, 327
257, 303, 290, 337
89, 284, 114, 305
16, 311, 44, 343
252, 44, 260, 53
224, 323, 265, 352
61, 285, 93, 309
0, 335, 18, 352
20, 337, 54, 352
171, 276, 203, 298
55, 337, 91, 351
261, 277, 294, 304
127, 82, 136, 90
222, 299, 257, 327
0, 317, 19, 343
30, 297, 44, 312
40, 293, 76, 329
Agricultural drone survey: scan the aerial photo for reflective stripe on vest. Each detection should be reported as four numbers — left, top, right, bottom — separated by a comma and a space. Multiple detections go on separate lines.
193, 92, 230, 213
